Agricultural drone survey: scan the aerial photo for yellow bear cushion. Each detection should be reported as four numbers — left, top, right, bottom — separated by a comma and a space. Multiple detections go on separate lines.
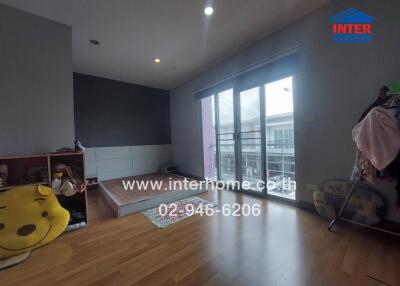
0, 185, 70, 259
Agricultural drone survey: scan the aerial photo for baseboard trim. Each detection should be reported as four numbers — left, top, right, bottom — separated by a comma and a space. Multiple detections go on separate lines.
296, 200, 318, 214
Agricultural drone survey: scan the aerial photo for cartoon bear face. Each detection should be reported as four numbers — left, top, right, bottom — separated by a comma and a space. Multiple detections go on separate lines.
0, 185, 70, 258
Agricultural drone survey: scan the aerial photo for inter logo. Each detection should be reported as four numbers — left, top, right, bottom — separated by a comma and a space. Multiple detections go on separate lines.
330, 8, 374, 42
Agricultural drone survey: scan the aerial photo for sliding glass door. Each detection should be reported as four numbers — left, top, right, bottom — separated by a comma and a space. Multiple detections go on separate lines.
217, 89, 236, 181
265, 77, 296, 199
201, 67, 297, 200
238, 86, 264, 193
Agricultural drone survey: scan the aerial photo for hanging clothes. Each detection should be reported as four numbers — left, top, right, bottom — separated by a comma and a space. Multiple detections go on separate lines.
358, 86, 389, 122
361, 152, 378, 184
383, 93, 400, 108
353, 107, 400, 171
351, 85, 400, 206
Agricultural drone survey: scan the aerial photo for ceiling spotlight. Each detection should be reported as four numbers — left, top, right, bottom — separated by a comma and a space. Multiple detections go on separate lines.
204, 6, 214, 16
154, 58, 161, 63
89, 39, 100, 45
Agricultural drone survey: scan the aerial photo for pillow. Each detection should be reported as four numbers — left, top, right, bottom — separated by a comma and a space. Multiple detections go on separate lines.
0, 185, 69, 259
313, 180, 387, 225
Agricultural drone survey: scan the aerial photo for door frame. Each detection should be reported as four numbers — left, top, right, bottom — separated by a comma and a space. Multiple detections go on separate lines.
235, 84, 267, 195
214, 88, 237, 184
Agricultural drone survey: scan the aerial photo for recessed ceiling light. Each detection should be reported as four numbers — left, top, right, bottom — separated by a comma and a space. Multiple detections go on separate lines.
89, 39, 100, 45
154, 58, 161, 63
204, 6, 214, 16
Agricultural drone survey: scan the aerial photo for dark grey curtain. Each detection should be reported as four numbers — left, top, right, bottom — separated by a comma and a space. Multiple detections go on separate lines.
195, 53, 299, 100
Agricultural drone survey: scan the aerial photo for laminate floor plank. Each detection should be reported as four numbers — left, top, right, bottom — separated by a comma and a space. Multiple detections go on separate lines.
1, 189, 399, 286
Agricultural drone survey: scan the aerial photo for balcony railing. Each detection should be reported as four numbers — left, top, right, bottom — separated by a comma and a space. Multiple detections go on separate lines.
206, 140, 296, 195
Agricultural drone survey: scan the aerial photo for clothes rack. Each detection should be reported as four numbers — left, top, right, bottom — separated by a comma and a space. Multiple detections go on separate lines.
328, 85, 400, 237
328, 179, 400, 237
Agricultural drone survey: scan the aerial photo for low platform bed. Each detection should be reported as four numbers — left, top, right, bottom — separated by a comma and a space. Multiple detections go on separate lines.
99, 173, 207, 217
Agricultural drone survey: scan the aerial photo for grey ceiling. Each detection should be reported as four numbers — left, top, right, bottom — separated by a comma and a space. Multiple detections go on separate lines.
1, 0, 330, 89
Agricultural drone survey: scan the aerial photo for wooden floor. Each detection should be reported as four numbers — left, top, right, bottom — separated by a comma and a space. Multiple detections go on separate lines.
1, 189, 399, 286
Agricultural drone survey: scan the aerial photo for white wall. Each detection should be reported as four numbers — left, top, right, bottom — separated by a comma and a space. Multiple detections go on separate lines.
170, 0, 400, 212
84, 145, 173, 180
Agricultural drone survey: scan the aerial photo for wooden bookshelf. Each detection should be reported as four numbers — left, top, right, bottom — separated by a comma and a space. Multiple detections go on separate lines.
0, 155, 49, 188
0, 181, 50, 191
0, 152, 87, 230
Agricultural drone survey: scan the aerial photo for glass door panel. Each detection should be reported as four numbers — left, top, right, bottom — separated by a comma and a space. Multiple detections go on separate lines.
217, 89, 236, 181
239, 87, 263, 192
201, 95, 217, 180
265, 77, 296, 199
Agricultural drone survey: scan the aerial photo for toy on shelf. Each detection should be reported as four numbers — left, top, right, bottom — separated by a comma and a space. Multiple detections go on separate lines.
51, 163, 85, 197
49, 152, 87, 231
74, 140, 85, 153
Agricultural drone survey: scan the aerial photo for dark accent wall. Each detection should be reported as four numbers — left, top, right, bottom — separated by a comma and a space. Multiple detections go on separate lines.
73, 73, 171, 147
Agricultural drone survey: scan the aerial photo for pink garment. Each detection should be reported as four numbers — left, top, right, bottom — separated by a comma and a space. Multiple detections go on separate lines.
353, 107, 400, 171
360, 152, 377, 183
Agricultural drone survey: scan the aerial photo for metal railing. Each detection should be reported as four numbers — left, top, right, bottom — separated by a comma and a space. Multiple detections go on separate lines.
207, 140, 295, 180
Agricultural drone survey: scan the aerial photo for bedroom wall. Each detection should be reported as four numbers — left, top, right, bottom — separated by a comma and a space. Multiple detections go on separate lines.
74, 73, 173, 180
73, 73, 171, 147
170, 0, 400, 219
0, 4, 74, 156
